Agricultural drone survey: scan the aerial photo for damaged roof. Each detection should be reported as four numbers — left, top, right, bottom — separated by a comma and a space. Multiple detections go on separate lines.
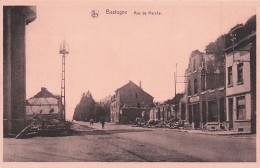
27, 87, 59, 105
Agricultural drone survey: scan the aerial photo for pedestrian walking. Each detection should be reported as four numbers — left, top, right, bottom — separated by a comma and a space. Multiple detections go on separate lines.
90, 119, 94, 125
100, 118, 105, 129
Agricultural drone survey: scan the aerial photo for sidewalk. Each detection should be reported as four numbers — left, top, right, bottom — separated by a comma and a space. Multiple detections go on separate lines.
73, 121, 255, 136
169, 128, 253, 136
153, 125, 256, 136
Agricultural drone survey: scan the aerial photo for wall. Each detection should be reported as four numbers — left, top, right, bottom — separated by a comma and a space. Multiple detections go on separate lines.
26, 105, 59, 115
226, 51, 251, 96
110, 93, 120, 122
119, 81, 153, 108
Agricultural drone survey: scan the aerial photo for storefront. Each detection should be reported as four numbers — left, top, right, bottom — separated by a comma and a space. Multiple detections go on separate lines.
187, 88, 225, 130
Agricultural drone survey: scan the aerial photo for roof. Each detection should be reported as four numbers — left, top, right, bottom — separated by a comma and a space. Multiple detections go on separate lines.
27, 87, 59, 106
33, 87, 59, 98
115, 80, 153, 98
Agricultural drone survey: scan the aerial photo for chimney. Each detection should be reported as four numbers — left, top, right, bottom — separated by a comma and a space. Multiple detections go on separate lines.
139, 81, 142, 88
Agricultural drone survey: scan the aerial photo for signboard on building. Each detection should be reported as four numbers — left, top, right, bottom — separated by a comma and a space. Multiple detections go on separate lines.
190, 96, 200, 103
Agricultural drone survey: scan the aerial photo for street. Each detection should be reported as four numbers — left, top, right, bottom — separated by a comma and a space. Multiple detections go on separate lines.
3, 121, 256, 162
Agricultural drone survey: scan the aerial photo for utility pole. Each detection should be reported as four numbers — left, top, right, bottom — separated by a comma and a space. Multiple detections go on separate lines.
175, 63, 177, 97
59, 41, 69, 121
174, 63, 177, 119
174, 63, 188, 120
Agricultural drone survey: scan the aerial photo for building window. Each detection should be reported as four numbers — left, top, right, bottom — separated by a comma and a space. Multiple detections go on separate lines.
193, 59, 196, 71
228, 66, 233, 86
188, 81, 192, 96
237, 63, 244, 85
135, 93, 138, 98
194, 78, 198, 94
237, 96, 246, 120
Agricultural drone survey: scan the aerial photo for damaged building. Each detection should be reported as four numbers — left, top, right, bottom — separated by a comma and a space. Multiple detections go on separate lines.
149, 103, 175, 121
150, 93, 185, 122
110, 80, 153, 124
180, 15, 256, 133
26, 87, 62, 120
181, 48, 226, 130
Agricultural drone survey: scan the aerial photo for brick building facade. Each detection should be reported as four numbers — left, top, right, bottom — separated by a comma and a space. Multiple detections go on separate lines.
110, 80, 153, 123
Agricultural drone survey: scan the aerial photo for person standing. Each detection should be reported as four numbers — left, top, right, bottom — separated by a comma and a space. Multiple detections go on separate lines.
100, 118, 105, 129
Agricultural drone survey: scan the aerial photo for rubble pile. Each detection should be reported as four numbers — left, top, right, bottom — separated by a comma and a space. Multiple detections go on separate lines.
16, 115, 72, 139
144, 119, 182, 129
131, 117, 146, 127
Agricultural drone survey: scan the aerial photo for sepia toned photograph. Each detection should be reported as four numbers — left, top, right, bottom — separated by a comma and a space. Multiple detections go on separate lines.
1, 0, 258, 166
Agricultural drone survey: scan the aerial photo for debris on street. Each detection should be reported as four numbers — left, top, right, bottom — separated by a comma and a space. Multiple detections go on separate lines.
132, 117, 184, 129
15, 114, 72, 139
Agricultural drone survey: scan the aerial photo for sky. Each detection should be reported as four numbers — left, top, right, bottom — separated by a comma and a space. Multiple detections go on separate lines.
25, 1, 256, 120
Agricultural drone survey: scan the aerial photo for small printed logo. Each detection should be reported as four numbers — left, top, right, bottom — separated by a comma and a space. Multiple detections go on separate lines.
91, 10, 99, 18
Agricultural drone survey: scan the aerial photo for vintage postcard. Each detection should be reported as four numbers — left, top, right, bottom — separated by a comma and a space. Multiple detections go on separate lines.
0, 0, 259, 168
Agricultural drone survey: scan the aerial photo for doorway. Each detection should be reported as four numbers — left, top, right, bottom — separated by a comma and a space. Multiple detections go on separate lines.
188, 105, 192, 124
193, 104, 200, 128
228, 98, 233, 129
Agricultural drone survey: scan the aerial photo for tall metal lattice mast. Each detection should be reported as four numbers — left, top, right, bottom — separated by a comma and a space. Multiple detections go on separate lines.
59, 42, 69, 121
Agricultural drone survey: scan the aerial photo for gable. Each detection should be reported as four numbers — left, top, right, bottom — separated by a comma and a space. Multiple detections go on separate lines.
116, 81, 153, 98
